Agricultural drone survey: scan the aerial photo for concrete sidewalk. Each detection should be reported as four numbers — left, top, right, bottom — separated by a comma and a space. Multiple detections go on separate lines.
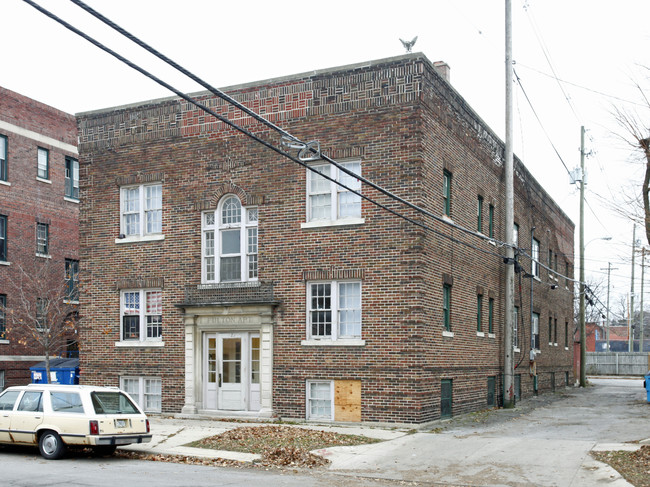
121, 417, 408, 464
121, 379, 649, 486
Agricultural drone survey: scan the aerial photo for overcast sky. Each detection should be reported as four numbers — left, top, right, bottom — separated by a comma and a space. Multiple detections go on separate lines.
3, 0, 650, 316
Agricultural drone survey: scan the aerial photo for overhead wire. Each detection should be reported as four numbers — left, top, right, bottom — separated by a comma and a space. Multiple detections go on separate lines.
23, 0, 511, 263
513, 68, 572, 178
515, 63, 647, 108
68, 0, 516, 253
28, 0, 612, 301
521, 1, 582, 124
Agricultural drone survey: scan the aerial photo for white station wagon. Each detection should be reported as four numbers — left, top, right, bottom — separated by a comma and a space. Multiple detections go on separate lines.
0, 384, 152, 459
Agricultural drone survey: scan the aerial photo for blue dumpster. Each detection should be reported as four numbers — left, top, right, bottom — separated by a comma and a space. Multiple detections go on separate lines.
645, 371, 650, 403
30, 358, 79, 384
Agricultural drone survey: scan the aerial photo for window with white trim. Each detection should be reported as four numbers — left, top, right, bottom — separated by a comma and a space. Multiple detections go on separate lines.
120, 376, 162, 413
121, 289, 162, 342
0, 135, 7, 182
65, 157, 79, 200
513, 223, 519, 246
0, 215, 6, 262
36, 222, 49, 256
202, 195, 258, 283
36, 298, 48, 331
307, 161, 361, 223
514, 305, 519, 349
0, 294, 6, 339
37, 147, 49, 180
532, 312, 540, 350
120, 184, 162, 237
532, 238, 540, 278
65, 259, 79, 303
307, 380, 333, 420
308, 281, 361, 340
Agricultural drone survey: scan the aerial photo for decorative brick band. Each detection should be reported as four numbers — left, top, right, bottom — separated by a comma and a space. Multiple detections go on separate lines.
115, 172, 165, 187
322, 146, 366, 160
115, 277, 164, 290
302, 268, 365, 281
193, 182, 264, 211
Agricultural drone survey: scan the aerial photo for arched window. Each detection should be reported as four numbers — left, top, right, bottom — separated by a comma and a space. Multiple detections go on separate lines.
202, 196, 258, 283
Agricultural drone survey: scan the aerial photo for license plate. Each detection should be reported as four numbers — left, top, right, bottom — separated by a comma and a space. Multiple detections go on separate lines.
114, 419, 129, 428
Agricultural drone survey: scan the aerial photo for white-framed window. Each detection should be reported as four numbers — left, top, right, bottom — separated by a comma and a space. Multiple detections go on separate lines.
120, 289, 162, 342
120, 184, 162, 238
306, 380, 333, 420
121, 376, 162, 413
37, 147, 49, 180
513, 305, 519, 349
513, 223, 519, 247
306, 161, 361, 225
308, 281, 361, 340
36, 222, 49, 256
0, 134, 7, 182
532, 238, 540, 278
0, 294, 6, 340
65, 157, 79, 200
202, 195, 258, 283
532, 312, 540, 350
36, 298, 48, 331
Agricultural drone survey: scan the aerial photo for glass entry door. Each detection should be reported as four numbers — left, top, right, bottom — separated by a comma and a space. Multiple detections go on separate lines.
204, 332, 259, 411
219, 335, 243, 410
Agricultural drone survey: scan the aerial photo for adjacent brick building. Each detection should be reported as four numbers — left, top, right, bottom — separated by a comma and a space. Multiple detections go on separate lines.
0, 87, 80, 388
77, 54, 574, 423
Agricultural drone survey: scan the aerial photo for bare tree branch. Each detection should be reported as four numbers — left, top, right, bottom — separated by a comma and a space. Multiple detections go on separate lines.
2, 247, 78, 382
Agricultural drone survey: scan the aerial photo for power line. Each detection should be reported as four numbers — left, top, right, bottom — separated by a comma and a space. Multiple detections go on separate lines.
516, 63, 647, 108
24, 0, 511, 264
513, 69, 572, 177
521, 3, 582, 124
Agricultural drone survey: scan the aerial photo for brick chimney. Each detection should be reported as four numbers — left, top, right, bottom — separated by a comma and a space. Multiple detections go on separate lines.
433, 61, 451, 83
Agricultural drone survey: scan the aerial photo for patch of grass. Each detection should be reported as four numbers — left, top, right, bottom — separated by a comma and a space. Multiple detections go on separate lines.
592, 445, 650, 487
188, 425, 382, 468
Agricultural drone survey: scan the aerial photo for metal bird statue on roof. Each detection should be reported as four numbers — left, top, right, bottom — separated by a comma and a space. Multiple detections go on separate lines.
400, 36, 418, 53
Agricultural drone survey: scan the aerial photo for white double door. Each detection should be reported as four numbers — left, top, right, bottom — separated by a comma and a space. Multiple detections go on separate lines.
204, 332, 260, 411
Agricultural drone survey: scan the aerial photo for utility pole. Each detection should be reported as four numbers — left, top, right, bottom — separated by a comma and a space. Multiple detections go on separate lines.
579, 126, 586, 387
601, 262, 618, 351
503, 0, 516, 408
630, 225, 636, 352
640, 248, 645, 352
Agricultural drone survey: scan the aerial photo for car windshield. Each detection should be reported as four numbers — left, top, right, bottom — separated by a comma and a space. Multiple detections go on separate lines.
90, 391, 140, 415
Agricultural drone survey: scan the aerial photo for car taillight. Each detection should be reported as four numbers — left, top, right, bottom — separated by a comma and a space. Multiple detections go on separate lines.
89, 420, 99, 435
146, 419, 150, 433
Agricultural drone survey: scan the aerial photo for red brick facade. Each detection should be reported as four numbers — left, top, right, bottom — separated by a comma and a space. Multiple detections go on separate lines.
0, 87, 79, 388
77, 54, 574, 423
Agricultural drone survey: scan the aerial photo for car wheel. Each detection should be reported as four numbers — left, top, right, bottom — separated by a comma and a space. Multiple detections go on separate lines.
93, 445, 117, 456
38, 431, 66, 460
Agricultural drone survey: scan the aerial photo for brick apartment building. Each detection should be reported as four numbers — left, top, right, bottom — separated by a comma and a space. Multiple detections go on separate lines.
76, 53, 574, 423
0, 87, 80, 388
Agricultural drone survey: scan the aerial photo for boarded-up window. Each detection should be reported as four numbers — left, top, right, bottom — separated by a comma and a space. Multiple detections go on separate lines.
307, 379, 361, 422
334, 380, 361, 422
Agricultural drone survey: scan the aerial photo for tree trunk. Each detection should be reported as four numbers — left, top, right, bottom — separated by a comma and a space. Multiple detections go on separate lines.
44, 352, 50, 384
642, 138, 650, 247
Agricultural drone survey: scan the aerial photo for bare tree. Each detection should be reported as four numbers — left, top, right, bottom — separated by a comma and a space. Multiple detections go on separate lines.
2, 252, 78, 383
612, 76, 650, 246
